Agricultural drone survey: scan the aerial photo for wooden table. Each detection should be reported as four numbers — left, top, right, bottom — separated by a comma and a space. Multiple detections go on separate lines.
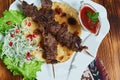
0, 0, 120, 80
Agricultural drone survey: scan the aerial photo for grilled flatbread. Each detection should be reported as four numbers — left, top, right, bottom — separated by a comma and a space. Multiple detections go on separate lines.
52, 2, 82, 36
52, 2, 82, 62
21, 2, 82, 63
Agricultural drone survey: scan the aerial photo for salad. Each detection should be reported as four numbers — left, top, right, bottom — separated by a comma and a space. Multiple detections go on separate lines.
0, 10, 44, 80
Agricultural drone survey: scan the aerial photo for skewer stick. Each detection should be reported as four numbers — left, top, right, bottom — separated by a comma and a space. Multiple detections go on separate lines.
66, 49, 95, 79
84, 49, 95, 58
52, 64, 55, 79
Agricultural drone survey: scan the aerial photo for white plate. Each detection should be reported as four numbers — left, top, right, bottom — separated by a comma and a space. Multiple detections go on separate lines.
4, 0, 110, 80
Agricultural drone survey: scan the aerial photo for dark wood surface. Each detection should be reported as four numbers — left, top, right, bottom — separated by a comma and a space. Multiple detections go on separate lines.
0, 0, 120, 80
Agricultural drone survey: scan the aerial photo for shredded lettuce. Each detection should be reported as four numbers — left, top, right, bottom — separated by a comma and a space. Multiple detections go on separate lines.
0, 10, 25, 35
0, 10, 44, 80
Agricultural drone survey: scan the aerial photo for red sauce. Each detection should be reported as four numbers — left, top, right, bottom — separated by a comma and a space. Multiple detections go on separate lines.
80, 6, 100, 34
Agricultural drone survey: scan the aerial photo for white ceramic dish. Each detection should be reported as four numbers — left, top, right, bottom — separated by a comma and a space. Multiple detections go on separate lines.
79, 2, 101, 35
0, 0, 110, 80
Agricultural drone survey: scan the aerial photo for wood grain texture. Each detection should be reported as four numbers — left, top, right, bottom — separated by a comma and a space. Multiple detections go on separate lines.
0, 1, 22, 80
0, 0, 120, 80
93, 0, 120, 80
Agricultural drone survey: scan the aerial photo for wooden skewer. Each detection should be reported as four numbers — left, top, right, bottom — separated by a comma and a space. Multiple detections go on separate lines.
67, 48, 95, 79
52, 64, 55, 79
84, 49, 95, 58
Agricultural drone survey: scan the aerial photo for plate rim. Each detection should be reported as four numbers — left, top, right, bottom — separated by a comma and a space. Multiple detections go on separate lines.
0, 0, 110, 80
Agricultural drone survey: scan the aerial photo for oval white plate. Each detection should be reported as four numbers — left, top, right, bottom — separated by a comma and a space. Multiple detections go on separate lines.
7, 0, 110, 80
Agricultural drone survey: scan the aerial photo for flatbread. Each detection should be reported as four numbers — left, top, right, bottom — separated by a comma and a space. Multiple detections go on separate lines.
52, 2, 82, 62
21, 2, 82, 63
52, 2, 82, 36
22, 17, 45, 61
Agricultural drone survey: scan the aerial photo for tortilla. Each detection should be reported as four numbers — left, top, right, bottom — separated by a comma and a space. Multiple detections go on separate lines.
21, 2, 82, 63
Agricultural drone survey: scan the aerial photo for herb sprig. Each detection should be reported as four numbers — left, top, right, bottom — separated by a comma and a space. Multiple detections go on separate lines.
87, 12, 99, 23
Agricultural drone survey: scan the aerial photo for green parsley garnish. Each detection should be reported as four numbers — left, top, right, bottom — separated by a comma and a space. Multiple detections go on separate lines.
87, 12, 99, 23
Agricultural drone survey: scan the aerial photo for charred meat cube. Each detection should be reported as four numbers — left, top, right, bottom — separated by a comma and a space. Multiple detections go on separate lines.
42, 32, 58, 63
22, 1, 38, 17
41, 0, 52, 9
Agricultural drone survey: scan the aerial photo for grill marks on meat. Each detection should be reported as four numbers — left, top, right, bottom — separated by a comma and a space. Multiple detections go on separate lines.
33, 8, 55, 24
47, 22, 85, 51
39, 0, 58, 63
21, 0, 86, 63
42, 32, 58, 63
41, 0, 52, 9
22, 0, 58, 63
45, 20, 61, 35
22, 1, 38, 17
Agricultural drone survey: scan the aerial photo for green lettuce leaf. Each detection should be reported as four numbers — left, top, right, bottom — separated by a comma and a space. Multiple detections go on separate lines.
3, 57, 44, 80
0, 10, 25, 35
0, 10, 44, 80
0, 42, 3, 56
